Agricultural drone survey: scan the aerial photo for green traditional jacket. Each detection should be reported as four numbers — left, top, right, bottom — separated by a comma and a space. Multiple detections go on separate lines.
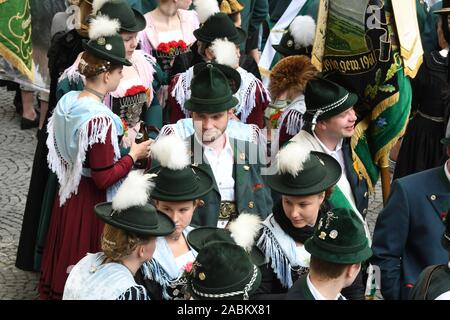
188, 134, 273, 227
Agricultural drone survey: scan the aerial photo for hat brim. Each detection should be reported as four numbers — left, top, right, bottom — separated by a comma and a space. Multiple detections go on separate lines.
304, 237, 373, 264
94, 203, 175, 236
82, 40, 132, 66
184, 96, 239, 113
193, 63, 241, 94
149, 166, 214, 201
193, 27, 247, 45
272, 44, 294, 57
120, 9, 147, 32
272, 44, 311, 57
267, 152, 342, 196
187, 227, 266, 266
433, 8, 450, 14
188, 265, 261, 300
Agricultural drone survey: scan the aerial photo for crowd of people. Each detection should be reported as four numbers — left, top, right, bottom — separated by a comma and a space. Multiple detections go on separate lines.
2, 0, 449, 300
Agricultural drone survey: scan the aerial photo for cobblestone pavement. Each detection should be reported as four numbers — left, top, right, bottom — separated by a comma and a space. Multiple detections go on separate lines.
0, 86, 385, 300
0, 86, 40, 299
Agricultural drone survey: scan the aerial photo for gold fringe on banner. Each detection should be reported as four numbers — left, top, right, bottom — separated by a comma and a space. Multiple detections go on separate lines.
350, 116, 374, 192
0, 42, 33, 81
370, 92, 400, 121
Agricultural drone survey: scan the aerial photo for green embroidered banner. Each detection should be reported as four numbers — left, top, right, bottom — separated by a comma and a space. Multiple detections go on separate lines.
0, 0, 33, 80
313, 0, 412, 190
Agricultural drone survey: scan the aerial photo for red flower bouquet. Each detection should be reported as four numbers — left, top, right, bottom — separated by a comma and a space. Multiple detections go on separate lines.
156, 40, 189, 58
124, 85, 147, 97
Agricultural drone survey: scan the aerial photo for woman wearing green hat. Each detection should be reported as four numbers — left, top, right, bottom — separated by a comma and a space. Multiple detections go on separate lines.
63, 171, 175, 300
38, 16, 152, 300
32, 0, 165, 276
58, 0, 164, 147
255, 142, 342, 296
137, 134, 214, 299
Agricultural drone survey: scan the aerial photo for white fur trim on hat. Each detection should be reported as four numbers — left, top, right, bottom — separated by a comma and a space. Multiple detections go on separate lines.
151, 134, 190, 170
228, 213, 262, 252
289, 15, 316, 48
277, 142, 311, 177
112, 171, 156, 211
194, 0, 220, 23
88, 14, 121, 40
91, 0, 111, 15
210, 38, 239, 68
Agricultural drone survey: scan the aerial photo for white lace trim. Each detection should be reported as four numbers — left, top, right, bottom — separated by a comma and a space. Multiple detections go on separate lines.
171, 67, 194, 118
47, 114, 121, 206
277, 96, 305, 136
235, 67, 270, 123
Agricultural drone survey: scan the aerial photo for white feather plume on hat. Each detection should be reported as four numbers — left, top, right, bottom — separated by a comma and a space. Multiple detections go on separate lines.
151, 134, 190, 170
112, 171, 156, 211
91, 0, 111, 15
88, 14, 121, 40
289, 15, 316, 48
228, 213, 262, 252
211, 38, 239, 69
277, 142, 311, 177
194, 0, 220, 24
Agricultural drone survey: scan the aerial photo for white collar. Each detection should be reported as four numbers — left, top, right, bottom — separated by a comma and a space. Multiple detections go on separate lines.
202, 133, 233, 156
444, 160, 450, 184
306, 274, 345, 300
312, 130, 343, 155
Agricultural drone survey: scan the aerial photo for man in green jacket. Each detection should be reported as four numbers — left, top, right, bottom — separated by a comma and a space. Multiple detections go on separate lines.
180, 63, 273, 227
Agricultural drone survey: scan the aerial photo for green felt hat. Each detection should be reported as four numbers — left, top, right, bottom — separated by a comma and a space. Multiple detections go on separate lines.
94, 202, 175, 237
303, 76, 358, 124
94, 0, 146, 32
193, 62, 241, 94
273, 32, 313, 57
187, 226, 265, 266
184, 63, 239, 113
187, 242, 262, 300
194, 12, 246, 45
442, 210, 450, 251
305, 208, 372, 264
94, 171, 174, 237
273, 16, 316, 57
150, 165, 214, 201
83, 33, 132, 66
148, 134, 214, 201
267, 143, 342, 196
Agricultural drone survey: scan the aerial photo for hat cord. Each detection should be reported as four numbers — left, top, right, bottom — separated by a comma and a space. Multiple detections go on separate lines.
311, 110, 324, 131
191, 265, 259, 299
309, 92, 350, 131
